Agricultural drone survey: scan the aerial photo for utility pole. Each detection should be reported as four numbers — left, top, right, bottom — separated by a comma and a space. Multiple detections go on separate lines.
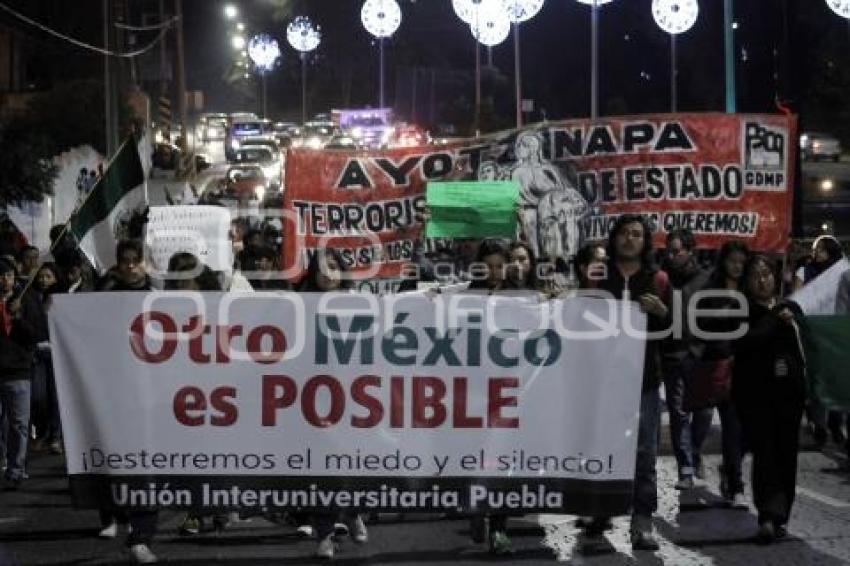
174, 0, 188, 152
724, 0, 736, 113
103, 0, 112, 156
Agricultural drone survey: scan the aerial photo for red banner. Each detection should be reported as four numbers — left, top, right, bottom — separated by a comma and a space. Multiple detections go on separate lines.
283, 113, 797, 280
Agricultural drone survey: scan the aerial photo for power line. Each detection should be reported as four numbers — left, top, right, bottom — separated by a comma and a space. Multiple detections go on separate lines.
114, 16, 179, 32
0, 1, 173, 58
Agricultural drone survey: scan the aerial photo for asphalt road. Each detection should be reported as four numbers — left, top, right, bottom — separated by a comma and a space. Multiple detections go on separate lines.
1, 441, 849, 565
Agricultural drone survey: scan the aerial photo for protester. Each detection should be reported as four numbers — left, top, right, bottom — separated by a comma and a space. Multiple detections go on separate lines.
297, 249, 367, 559
592, 214, 670, 551
467, 239, 509, 293
246, 245, 288, 290
25, 262, 65, 455
734, 255, 807, 544
0, 258, 38, 490
573, 242, 607, 289
660, 229, 713, 489
17, 246, 40, 283
506, 241, 537, 291
793, 235, 847, 448
95, 240, 159, 564
693, 240, 750, 508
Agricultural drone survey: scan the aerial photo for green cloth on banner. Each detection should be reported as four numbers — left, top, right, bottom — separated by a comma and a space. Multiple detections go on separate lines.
426, 181, 519, 239
803, 316, 850, 411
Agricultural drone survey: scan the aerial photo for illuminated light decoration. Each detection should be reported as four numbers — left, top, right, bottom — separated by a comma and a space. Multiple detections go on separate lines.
247, 34, 281, 73
231, 34, 246, 50
501, 0, 544, 23
224, 5, 238, 19
452, 0, 485, 24
361, 0, 402, 38
826, 0, 850, 18
471, 4, 511, 46
287, 16, 321, 52
652, 0, 699, 34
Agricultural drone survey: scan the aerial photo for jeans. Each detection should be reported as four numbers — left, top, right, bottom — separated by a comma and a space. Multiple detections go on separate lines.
663, 356, 713, 478
717, 400, 744, 495
633, 387, 661, 519
0, 379, 31, 481
31, 348, 61, 442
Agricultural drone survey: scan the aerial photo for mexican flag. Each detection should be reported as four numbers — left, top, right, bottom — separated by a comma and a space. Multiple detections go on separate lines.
70, 137, 146, 273
804, 316, 850, 411
791, 260, 850, 410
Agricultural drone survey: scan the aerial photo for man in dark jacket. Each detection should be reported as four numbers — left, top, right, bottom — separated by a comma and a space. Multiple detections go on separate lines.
0, 258, 38, 490
660, 229, 713, 489
95, 240, 159, 564
592, 214, 670, 551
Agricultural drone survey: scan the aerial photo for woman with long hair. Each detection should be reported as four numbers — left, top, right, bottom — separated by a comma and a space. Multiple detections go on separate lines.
694, 241, 750, 508
734, 255, 807, 543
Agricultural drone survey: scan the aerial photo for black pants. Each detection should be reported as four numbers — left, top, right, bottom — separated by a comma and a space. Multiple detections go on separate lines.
739, 402, 804, 526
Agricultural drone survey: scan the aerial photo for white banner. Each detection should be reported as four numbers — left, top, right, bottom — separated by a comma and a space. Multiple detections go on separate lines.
144, 206, 233, 275
49, 292, 645, 515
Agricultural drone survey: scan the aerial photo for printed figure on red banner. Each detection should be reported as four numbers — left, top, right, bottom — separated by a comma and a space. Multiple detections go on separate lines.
510, 132, 588, 261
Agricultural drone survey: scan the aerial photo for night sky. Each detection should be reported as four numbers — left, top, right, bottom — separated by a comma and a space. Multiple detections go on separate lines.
3, 0, 849, 132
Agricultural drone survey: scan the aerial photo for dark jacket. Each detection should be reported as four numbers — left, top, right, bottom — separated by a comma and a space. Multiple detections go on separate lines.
662, 268, 709, 359
732, 299, 807, 412
0, 292, 39, 380
97, 273, 154, 292
597, 261, 671, 392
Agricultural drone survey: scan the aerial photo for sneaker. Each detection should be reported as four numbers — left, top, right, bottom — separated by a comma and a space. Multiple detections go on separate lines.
694, 461, 707, 480
674, 476, 694, 490
296, 524, 314, 538
316, 535, 336, 559
333, 522, 349, 536
775, 524, 788, 539
178, 516, 201, 536
128, 543, 158, 564
630, 529, 660, 551
98, 521, 118, 539
756, 521, 775, 544
727, 492, 748, 509
349, 515, 368, 544
489, 530, 513, 555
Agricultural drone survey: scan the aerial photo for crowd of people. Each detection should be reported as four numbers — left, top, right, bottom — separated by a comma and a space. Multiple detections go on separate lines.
1, 212, 849, 563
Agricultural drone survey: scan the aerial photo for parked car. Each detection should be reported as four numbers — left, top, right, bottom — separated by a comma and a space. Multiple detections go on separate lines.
801, 132, 842, 162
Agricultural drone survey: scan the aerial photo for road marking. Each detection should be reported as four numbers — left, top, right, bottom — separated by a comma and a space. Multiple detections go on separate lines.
796, 486, 850, 508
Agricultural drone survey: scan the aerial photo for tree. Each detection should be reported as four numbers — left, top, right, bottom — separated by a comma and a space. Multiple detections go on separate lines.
0, 120, 58, 208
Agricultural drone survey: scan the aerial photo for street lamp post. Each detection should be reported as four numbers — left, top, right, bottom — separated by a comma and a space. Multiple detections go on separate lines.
453, 0, 506, 135
502, 0, 545, 129
652, 0, 699, 113
287, 16, 321, 125
361, 0, 403, 109
575, 0, 613, 120
248, 34, 281, 119
724, 0, 735, 113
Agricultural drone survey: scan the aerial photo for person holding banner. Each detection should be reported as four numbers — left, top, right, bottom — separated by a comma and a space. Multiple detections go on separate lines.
297, 249, 368, 559
95, 239, 160, 565
734, 255, 807, 544
593, 214, 670, 551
